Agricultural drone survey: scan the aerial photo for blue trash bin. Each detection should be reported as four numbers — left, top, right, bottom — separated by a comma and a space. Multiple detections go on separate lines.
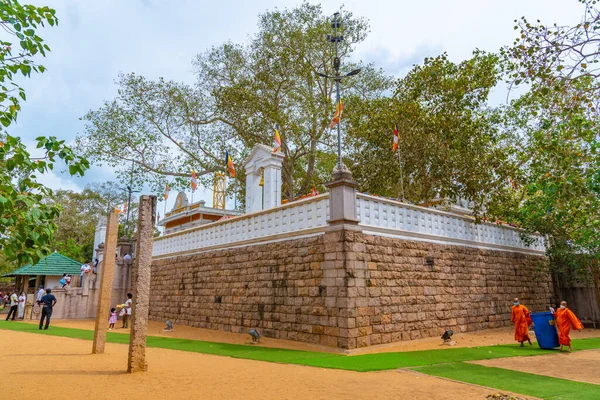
530, 311, 560, 349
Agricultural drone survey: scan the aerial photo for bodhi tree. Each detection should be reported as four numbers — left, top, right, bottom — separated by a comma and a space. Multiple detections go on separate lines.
503, 0, 600, 313
345, 51, 512, 215
195, 4, 391, 199
78, 73, 232, 194
78, 4, 391, 201
0, 1, 88, 266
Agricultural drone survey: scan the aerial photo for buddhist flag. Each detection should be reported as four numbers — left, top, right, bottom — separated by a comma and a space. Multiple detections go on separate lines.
164, 183, 170, 200
311, 187, 319, 196
273, 124, 282, 153
191, 170, 198, 192
226, 150, 236, 178
393, 124, 399, 152
157, 212, 161, 221
113, 205, 121, 214
122, 202, 127, 214
329, 98, 343, 129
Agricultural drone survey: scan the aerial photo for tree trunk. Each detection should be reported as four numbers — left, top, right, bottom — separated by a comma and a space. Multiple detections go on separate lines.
299, 138, 317, 195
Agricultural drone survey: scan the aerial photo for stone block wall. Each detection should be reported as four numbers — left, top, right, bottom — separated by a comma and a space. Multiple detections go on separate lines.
149, 230, 552, 349
150, 234, 348, 347
355, 234, 552, 347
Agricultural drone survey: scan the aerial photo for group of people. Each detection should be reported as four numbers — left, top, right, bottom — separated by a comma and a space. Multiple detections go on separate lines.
109, 293, 133, 330
2, 290, 26, 320
511, 297, 584, 351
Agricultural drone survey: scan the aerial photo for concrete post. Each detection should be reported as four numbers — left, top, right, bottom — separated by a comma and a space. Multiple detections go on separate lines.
127, 195, 156, 373
325, 164, 360, 230
92, 212, 119, 354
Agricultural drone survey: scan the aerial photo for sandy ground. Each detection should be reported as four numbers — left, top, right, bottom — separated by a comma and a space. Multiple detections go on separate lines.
22, 318, 600, 354
0, 329, 521, 400
472, 349, 600, 385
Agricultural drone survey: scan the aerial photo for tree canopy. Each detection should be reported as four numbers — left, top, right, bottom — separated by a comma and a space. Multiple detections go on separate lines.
0, 1, 88, 266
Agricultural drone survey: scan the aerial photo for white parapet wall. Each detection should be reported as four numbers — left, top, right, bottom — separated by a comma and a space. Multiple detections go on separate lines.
152, 194, 330, 259
152, 192, 545, 259
356, 193, 545, 254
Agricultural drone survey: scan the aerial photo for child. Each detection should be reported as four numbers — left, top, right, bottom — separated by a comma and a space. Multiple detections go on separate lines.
65, 274, 71, 287
60, 274, 68, 288
108, 307, 117, 330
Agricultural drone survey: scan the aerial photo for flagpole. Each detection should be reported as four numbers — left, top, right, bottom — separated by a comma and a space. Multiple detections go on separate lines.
398, 142, 405, 202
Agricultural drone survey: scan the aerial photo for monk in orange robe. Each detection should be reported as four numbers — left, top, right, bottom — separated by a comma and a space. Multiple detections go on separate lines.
511, 297, 532, 347
552, 301, 584, 352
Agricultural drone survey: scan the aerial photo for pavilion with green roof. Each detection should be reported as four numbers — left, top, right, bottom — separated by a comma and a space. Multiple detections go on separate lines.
3, 252, 83, 293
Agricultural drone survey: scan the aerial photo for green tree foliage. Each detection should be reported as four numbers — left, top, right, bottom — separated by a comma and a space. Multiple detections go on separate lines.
0, 1, 88, 266
78, 73, 228, 194
78, 4, 391, 201
195, 4, 391, 199
503, 0, 600, 310
346, 52, 511, 214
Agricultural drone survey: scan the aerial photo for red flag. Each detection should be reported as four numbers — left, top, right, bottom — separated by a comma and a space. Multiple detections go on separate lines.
329, 98, 343, 129
393, 124, 399, 152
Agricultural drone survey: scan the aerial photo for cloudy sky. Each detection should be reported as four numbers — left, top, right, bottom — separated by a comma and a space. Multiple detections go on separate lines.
11, 0, 583, 209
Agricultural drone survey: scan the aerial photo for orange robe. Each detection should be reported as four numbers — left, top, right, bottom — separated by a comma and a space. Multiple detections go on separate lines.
511, 304, 530, 342
554, 307, 584, 346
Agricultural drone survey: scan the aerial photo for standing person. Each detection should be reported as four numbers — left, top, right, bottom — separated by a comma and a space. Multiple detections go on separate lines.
60, 274, 68, 288
39, 289, 57, 330
551, 301, 584, 352
80, 261, 91, 287
17, 291, 26, 319
511, 297, 533, 347
122, 293, 133, 329
5, 291, 18, 321
93, 258, 99, 274
36, 286, 45, 304
65, 274, 71, 287
108, 307, 117, 330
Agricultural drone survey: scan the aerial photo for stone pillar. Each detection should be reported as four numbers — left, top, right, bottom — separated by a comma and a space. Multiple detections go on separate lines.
325, 164, 359, 230
92, 212, 119, 354
118, 237, 131, 257
127, 195, 156, 373
21, 275, 29, 293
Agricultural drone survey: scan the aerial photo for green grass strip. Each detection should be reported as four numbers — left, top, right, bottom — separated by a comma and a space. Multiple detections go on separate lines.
414, 362, 600, 400
1, 320, 599, 373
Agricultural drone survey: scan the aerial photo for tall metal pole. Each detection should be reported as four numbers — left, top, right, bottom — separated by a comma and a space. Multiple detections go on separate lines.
333, 13, 342, 169
398, 147, 405, 201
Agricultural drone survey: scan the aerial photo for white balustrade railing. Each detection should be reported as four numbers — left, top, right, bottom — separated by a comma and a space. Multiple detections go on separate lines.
356, 194, 545, 253
153, 194, 330, 258
153, 191, 545, 258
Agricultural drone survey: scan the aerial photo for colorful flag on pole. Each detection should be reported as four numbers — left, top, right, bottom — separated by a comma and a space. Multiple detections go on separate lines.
164, 183, 170, 200
157, 212, 161, 221
226, 150, 236, 178
329, 98, 343, 129
273, 124, 282, 153
191, 170, 198, 192
393, 124, 399, 152
311, 187, 319, 196
122, 202, 127, 214
113, 205, 121, 214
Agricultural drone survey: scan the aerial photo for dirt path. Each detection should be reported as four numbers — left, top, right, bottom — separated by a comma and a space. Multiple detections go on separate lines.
0, 329, 517, 400
472, 349, 600, 385
22, 318, 600, 354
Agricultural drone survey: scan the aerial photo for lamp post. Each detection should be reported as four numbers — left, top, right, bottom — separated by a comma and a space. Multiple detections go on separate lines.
317, 12, 361, 170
